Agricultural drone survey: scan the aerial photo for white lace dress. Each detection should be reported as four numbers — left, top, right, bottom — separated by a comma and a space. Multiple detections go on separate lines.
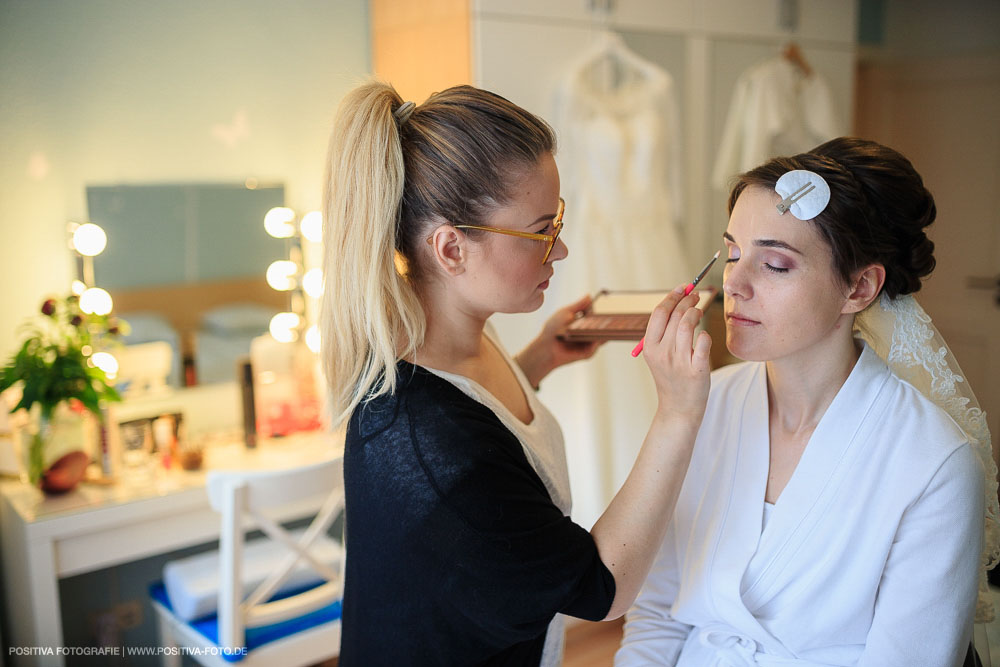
528, 41, 693, 529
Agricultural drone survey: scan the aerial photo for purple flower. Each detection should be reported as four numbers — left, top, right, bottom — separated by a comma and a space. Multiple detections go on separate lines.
41, 299, 56, 316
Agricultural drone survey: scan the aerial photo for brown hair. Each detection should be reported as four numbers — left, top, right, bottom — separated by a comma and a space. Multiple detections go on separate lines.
321, 81, 555, 425
727, 136, 936, 299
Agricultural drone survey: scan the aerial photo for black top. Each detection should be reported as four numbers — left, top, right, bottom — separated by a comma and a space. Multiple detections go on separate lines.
339, 361, 616, 666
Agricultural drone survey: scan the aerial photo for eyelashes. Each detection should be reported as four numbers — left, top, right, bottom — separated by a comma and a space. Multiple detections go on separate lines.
724, 257, 789, 274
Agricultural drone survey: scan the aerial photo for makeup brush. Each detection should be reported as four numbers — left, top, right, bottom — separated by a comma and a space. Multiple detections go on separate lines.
631, 250, 720, 358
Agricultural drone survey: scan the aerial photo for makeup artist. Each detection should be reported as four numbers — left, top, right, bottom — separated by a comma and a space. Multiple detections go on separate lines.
319, 81, 712, 666
617, 137, 998, 667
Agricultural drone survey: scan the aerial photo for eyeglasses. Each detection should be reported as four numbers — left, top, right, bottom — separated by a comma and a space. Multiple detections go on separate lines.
425, 198, 565, 265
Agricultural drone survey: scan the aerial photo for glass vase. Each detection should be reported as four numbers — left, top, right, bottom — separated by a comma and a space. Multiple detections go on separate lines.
19, 403, 89, 487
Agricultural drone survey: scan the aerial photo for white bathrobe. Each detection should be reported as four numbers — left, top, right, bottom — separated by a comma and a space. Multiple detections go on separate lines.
617, 342, 984, 667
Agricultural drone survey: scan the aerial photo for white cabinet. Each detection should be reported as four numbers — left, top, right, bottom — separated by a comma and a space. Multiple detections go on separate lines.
472, 0, 857, 280
476, 0, 854, 41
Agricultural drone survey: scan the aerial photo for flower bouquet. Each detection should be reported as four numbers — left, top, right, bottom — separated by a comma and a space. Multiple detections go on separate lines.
0, 295, 125, 487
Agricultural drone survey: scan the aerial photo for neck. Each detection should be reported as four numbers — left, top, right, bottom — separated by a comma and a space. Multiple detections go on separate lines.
410, 285, 490, 372
765, 325, 861, 434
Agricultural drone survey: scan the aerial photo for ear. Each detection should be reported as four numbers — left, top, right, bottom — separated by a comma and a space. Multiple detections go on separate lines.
427, 224, 467, 276
843, 263, 885, 314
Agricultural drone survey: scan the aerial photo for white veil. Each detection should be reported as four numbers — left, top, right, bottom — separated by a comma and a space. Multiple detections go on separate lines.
855, 292, 1000, 623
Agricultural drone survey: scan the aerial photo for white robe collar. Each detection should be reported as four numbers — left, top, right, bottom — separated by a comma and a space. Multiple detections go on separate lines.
708, 342, 892, 651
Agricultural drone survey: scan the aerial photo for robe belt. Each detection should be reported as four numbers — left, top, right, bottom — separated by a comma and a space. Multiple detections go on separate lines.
697, 626, 802, 667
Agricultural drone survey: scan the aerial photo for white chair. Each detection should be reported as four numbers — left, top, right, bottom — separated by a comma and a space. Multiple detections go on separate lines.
150, 457, 344, 666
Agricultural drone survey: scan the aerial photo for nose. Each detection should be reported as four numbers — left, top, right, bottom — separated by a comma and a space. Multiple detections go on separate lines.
722, 260, 751, 300
548, 236, 569, 263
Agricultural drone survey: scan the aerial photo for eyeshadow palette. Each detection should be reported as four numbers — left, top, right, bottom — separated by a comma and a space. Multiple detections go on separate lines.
559, 288, 716, 342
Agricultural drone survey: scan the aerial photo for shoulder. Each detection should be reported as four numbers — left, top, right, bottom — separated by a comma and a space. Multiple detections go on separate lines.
353, 361, 517, 445
876, 368, 975, 482
348, 361, 530, 488
878, 362, 969, 457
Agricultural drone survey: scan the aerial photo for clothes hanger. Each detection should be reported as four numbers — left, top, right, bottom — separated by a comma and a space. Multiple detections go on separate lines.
577, 30, 661, 93
781, 41, 813, 77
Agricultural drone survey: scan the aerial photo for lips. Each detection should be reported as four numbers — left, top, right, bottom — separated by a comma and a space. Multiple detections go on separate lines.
726, 312, 760, 326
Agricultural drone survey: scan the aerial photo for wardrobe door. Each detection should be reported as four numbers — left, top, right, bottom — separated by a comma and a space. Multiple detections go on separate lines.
475, 0, 693, 30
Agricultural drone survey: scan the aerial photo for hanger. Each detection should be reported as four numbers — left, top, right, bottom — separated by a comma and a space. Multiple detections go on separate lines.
781, 41, 812, 77
575, 30, 661, 93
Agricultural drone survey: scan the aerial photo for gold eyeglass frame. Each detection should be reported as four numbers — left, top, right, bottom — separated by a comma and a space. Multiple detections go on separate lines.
425, 197, 565, 265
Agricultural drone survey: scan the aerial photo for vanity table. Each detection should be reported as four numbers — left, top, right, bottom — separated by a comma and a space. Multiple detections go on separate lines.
0, 428, 343, 666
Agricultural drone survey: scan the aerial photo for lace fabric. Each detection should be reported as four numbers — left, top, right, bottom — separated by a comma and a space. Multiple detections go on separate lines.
855, 293, 1000, 622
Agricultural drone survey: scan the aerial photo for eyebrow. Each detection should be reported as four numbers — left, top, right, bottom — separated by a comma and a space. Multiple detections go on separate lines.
722, 232, 802, 255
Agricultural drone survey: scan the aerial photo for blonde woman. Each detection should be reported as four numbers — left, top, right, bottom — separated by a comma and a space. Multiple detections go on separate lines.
321, 81, 711, 665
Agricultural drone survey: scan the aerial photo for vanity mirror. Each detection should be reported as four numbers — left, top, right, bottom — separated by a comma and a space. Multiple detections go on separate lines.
86, 183, 288, 386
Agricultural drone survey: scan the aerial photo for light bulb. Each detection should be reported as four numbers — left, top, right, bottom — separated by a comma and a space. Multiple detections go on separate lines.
73, 223, 107, 256
71, 280, 87, 296
91, 352, 119, 378
266, 260, 298, 291
305, 325, 321, 353
264, 207, 296, 238
269, 312, 301, 343
300, 211, 322, 243
302, 268, 323, 298
80, 287, 113, 315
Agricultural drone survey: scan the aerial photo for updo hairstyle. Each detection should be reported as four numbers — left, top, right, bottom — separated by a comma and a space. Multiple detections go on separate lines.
727, 136, 937, 299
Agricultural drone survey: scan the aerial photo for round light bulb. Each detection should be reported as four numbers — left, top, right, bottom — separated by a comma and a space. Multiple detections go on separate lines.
91, 352, 119, 378
269, 312, 301, 343
80, 287, 113, 315
305, 324, 321, 354
71, 280, 87, 296
302, 268, 323, 298
265, 260, 298, 291
264, 207, 296, 238
73, 223, 107, 256
300, 211, 322, 243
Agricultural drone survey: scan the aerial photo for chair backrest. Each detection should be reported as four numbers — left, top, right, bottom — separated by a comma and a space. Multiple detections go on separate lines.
206, 456, 344, 651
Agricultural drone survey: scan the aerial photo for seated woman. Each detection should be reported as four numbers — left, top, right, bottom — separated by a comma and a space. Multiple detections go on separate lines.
616, 137, 999, 666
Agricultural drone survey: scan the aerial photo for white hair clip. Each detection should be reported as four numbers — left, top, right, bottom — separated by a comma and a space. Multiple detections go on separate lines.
775, 170, 830, 220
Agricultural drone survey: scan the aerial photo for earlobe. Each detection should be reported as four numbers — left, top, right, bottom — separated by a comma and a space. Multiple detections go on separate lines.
843, 264, 886, 313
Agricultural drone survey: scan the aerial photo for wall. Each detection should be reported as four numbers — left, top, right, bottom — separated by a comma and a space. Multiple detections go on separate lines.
854, 0, 1000, 474
372, 0, 472, 102
0, 0, 371, 360
0, 2, 369, 658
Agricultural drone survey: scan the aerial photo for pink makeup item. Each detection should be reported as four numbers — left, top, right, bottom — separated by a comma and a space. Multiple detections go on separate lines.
630, 250, 720, 358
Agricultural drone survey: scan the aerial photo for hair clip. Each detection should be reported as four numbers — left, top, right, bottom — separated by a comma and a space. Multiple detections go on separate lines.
394, 101, 416, 124
775, 170, 830, 220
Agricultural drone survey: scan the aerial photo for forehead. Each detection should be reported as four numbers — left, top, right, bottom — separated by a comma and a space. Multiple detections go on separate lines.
727, 186, 825, 251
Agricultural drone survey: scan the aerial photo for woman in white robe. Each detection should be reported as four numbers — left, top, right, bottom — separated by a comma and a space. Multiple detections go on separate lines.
617, 137, 998, 667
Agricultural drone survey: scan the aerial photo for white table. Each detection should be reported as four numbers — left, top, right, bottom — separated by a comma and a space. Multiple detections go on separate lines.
0, 429, 343, 667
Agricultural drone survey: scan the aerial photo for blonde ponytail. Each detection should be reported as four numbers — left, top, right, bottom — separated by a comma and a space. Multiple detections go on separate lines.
321, 82, 425, 427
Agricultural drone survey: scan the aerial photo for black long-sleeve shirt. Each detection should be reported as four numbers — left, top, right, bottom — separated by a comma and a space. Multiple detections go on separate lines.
339, 361, 615, 666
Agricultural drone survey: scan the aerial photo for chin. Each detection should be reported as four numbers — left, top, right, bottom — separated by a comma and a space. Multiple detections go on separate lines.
521, 291, 546, 313
726, 332, 768, 362
497, 294, 545, 315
